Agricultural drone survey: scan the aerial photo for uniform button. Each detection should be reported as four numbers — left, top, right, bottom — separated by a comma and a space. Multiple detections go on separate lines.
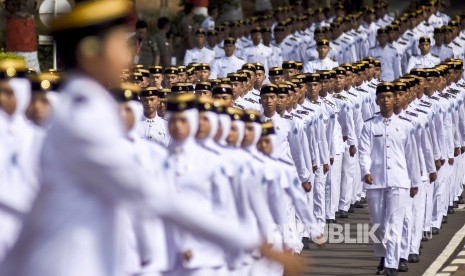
387, 166, 391, 169
387, 134, 389, 137
387, 145, 390, 148
387, 156, 390, 159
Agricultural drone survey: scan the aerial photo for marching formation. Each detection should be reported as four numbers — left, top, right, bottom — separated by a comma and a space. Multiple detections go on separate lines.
1, 0, 465, 276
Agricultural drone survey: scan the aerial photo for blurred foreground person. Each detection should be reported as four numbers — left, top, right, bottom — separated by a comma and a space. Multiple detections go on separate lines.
0, 1, 263, 275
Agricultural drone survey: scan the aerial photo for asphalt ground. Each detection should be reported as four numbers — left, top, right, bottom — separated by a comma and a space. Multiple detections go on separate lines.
300, 198, 465, 276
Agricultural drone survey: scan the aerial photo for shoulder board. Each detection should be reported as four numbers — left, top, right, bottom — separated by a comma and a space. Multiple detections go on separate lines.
330, 57, 336, 62
415, 108, 427, 114
399, 116, 411, 122
368, 83, 376, 88
285, 42, 293, 46
324, 99, 335, 108
291, 113, 302, 119
296, 110, 309, 115
388, 44, 395, 49
311, 100, 321, 106
332, 41, 340, 46
431, 54, 439, 58
364, 116, 374, 122
406, 111, 418, 117
281, 114, 293, 120
446, 93, 456, 98
302, 105, 315, 112
457, 83, 465, 88
244, 97, 257, 104
419, 103, 431, 108
407, 33, 414, 36
446, 45, 453, 49
308, 57, 316, 61
348, 91, 357, 97
341, 38, 350, 42
290, 37, 297, 41
370, 46, 376, 50
374, 112, 380, 115
356, 87, 367, 92
448, 89, 459, 94
398, 41, 407, 45
453, 41, 461, 47
439, 93, 450, 99
333, 93, 347, 100
234, 103, 245, 109
199, 144, 220, 155
420, 100, 432, 106
252, 91, 260, 96
424, 22, 430, 26
430, 95, 440, 101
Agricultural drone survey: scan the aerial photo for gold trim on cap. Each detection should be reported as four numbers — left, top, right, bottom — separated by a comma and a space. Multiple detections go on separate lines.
51, 0, 131, 32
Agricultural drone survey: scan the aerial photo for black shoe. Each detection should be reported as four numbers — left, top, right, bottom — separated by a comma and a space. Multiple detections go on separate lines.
302, 237, 310, 250
354, 201, 364, 208
348, 204, 355, 213
339, 210, 349, 218
398, 259, 408, 272
448, 206, 455, 214
422, 231, 431, 241
453, 201, 459, 208
432, 227, 439, 235
385, 268, 399, 276
442, 216, 448, 224
376, 257, 385, 274
459, 195, 464, 204
408, 254, 420, 263
360, 197, 367, 204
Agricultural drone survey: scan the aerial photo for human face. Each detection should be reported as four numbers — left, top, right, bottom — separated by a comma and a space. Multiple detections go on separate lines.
196, 90, 213, 97
261, 93, 277, 113
306, 82, 321, 99
196, 112, 211, 139
241, 122, 255, 147
0, 80, 16, 116
140, 96, 159, 115
317, 45, 330, 59
321, 79, 330, 93
257, 136, 273, 156
168, 112, 190, 141
178, 72, 187, 83
394, 91, 406, 110
164, 73, 179, 88
95, 26, 133, 86
187, 74, 196, 83
213, 94, 234, 106
269, 75, 284, 84
274, 31, 285, 44
251, 32, 262, 45
255, 70, 265, 87
419, 42, 431, 55
276, 94, 289, 113
377, 33, 389, 47
150, 74, 163, 87
195, 34, 206, 48
335, 74, 346, 91
119, 102, 135, 132
376, 92, 395, 113
231, 81, 243, 99
224, 43, 235, 57
207, 35, 217, 47
227, 122, 239, 145
26, 93, 51, 126
262, 32, 271, 45
136, 27, 147, 40
283, 69, 297, 81
158, 98, 167, 117
200, 70, 210, 82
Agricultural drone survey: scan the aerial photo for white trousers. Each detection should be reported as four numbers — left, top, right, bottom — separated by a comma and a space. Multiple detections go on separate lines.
367, 187, 409, 269
432, 163, 452, 229
400, 195, 413, 260
339, 149, 357, 211
423, 180, 434, 232
314, 166, 328, 233
325, 154, 343, 220
163, 266, 228, 276
351, 153, 363, 204
410, 180, 427, 254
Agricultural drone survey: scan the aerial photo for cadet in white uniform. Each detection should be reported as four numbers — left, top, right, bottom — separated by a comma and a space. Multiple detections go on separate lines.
303, 39, 339, 73
210, 37, 245, 79
368, 28, 401, 81
0, 3, 262, 276
406, 36, 441, 72
0, 59, 35, 262
183, 29, 216, 66
243, 27, 273, 73
137, 87, 170, 146
359, 82, 421, 276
